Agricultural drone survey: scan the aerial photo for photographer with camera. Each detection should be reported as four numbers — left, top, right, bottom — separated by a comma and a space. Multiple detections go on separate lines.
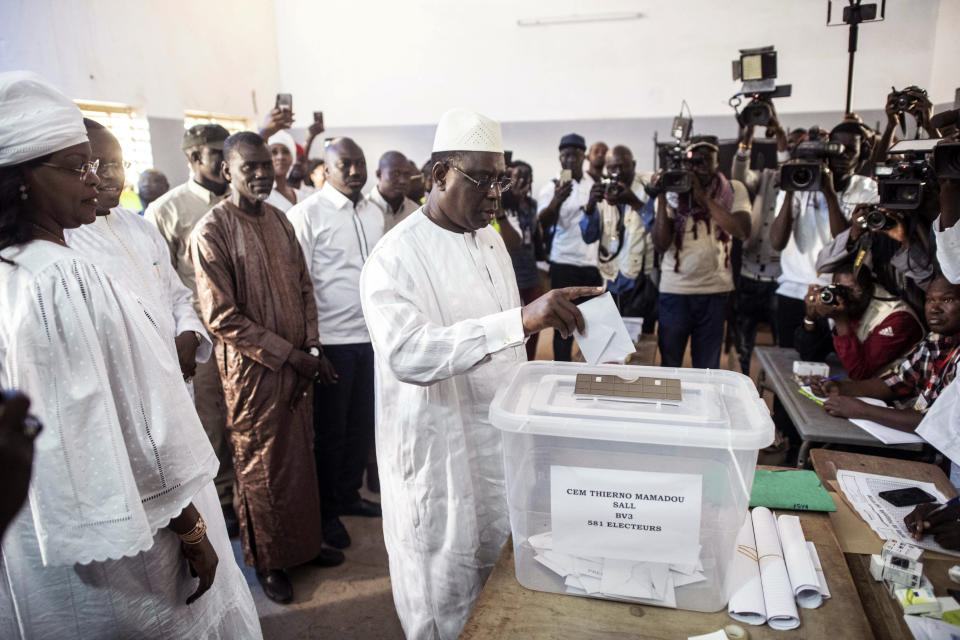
868, 86, 938, 173
731, 100, 806, 374
497, 160, 546, 360
797, 265, 923, 380
537, 133, 602, 361
770, 121, 878, 348
652, 135, 751, 368
806, 275, 960, 433
579, 145, 657, 333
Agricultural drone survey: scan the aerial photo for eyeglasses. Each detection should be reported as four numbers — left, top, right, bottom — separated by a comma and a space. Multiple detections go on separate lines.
448, 165, 512, 194
39, 159, 100, 182
98, 160, 132, 173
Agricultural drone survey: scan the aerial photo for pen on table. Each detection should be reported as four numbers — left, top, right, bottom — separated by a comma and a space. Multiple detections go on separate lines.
819, 375, 842, 382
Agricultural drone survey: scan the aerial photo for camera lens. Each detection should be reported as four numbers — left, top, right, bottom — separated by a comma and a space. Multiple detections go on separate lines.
866, 208, 888, 231
895, 184, 919, 203
791, 167, 813, 189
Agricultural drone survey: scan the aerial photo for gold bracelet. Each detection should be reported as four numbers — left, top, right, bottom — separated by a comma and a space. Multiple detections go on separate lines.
179, 514, 207, 545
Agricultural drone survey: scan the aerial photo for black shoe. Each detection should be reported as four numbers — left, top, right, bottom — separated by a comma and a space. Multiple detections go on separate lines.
256, 569, 293, 604
222, 504, 240, 539
310, 546, 345, 567
340, 498, 382, 518
323, 516, 352, 549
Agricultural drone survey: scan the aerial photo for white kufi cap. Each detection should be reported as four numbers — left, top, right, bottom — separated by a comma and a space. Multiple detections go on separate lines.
267, 130, 297, 161
0, 71, 88, 168
432, 108, 503, 153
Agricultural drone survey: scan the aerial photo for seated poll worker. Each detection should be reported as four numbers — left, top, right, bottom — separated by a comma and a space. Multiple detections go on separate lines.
797, 264, 924, 379
359, 108, 602, 640
807, 275, 960, 432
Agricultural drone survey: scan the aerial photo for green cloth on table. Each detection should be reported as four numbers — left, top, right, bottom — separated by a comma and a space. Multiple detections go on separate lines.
749, 469, 837, 512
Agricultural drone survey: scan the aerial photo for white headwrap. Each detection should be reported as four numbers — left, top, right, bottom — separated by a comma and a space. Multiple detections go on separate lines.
267, 130, 298, 161
432, 108, 503, 153
0, 71, 88, 168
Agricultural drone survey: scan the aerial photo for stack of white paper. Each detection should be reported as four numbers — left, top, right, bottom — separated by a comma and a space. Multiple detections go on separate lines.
727, 516, 766, 625
752, 507, 801, 630
777, 515, 823, 609
836, 470, 960, 558
527, 530, 704, 606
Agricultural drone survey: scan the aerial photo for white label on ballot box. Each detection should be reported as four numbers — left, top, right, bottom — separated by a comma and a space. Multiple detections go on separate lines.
550, 465, 702, 565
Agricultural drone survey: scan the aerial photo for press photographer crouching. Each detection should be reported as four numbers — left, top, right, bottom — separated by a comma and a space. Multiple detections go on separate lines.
796, 264, 923, 380
770, 122, 879, 348
653, 135, 751, 368
818, 141, 942, 318
807, 275, 960, 433
579, 145, 657, 334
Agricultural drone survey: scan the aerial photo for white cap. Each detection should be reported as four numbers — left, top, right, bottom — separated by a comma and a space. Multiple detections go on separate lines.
0, 71, 88, 168
432, 108, 503, 153
267, 130, 297, 160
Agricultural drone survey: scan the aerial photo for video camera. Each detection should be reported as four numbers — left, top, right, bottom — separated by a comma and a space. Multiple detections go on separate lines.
660, 143, 694, 194
875, 140, 936, 210
732, 46, 792, 128
778, 141, 845, 191
819, 284, 849, 306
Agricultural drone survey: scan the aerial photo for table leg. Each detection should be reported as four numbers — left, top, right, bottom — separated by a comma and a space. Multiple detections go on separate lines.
797, 440, 813, 469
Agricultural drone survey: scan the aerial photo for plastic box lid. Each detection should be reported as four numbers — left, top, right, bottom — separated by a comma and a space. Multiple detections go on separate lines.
489, 361, 774, 450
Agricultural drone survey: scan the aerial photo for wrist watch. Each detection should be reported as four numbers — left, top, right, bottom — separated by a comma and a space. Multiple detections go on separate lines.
307, 346, 322, 358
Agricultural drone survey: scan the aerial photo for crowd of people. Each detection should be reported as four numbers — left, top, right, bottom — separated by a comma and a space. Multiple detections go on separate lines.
1, 65, 960, 640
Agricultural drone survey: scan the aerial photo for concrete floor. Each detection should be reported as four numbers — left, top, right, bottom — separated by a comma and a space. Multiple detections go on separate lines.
239, 323, 778, 639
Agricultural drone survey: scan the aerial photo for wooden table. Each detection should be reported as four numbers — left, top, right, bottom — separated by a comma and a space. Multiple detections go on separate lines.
811, 449, 959, 640
754, 347, 921, 466
461, 491, 873, 638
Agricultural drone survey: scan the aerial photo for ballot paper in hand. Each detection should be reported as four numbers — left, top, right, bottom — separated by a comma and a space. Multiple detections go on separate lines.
573, 292, 635, 364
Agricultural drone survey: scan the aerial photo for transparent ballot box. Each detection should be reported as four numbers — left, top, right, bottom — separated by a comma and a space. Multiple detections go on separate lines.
488, 362, 774, 612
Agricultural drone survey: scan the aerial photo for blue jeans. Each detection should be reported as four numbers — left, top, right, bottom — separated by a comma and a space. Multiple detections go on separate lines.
657, 292, 728, 369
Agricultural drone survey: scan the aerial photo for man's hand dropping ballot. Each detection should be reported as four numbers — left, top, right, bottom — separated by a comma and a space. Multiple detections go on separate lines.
572, 292, 637, 364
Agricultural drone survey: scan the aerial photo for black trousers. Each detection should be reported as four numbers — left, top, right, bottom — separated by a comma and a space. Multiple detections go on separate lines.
775, 294, 806, 349
313, 343, 375, 518
549, 262, 602, 361
735, 277, 779, 375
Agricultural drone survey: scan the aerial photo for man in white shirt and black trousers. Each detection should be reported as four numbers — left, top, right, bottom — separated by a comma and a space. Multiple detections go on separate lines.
537, 133, 601, 361
287, 137, 384, 550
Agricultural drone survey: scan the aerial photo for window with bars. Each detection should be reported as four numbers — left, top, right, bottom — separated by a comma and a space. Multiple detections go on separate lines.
183, 111, 252, 136
76, 101, 154, 187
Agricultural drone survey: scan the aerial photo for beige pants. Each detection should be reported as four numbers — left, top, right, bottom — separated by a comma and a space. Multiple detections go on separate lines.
194, 355, 235, 506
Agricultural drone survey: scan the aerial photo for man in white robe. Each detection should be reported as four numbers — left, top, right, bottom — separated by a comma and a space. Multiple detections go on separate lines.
359, 108, 602, 640
66, 120, 212, 389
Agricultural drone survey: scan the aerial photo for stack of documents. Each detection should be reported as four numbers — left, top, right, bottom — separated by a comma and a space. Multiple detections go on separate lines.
728, 507, 831, 630
527, 531, 705, 606
836, 470, 960, 558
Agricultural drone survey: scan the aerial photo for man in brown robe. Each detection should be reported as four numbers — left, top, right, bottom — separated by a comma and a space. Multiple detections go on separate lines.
190, 131, 341, 604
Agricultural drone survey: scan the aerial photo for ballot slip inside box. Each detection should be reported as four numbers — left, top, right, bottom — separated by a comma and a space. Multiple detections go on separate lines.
488, 362, 774, 613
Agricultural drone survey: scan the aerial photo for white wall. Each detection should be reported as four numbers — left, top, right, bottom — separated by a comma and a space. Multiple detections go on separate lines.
275, 0, 955, 128
0, 0, 281, 120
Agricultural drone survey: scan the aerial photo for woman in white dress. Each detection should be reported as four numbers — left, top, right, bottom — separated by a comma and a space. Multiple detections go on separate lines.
265, 130, 307, 213
0, 72, 262, 639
